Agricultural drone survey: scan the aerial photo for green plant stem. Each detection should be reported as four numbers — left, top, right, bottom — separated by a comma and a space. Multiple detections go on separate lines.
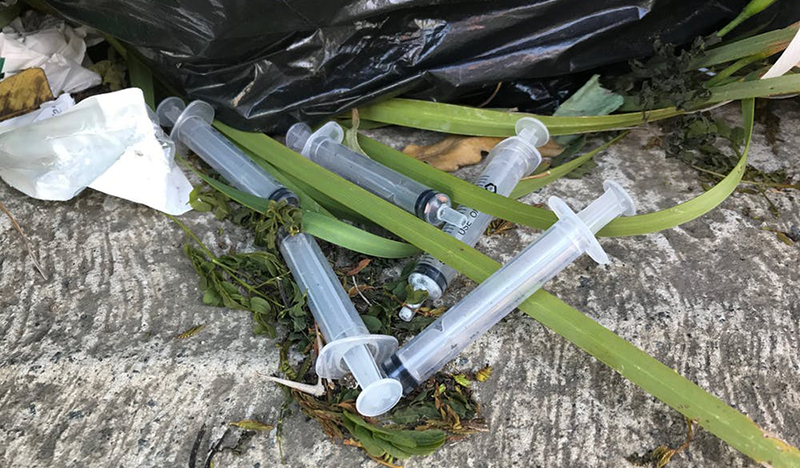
167, 214, 284, 307
359, 75, 800, 138
690, 164, 799, 189
705, 53, 769, 88
717, 0, 780, 38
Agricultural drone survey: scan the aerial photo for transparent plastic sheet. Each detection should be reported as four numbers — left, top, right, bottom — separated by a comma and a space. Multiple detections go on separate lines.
44, 0, 799, 132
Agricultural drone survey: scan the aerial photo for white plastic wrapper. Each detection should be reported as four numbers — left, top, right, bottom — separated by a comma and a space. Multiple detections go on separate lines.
0, 12, 102, 95
0, 88, 192, 215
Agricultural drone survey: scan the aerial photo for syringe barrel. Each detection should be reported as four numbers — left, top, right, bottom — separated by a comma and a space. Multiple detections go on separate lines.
287, 123, 427, 215
279, 232, 391, 409
386, 180, 635, 391
287, 123, 465, 227
278, 232, 368, 343
178, 118, 288, 200
157, 98, 289, 202
385, 218, 587, 390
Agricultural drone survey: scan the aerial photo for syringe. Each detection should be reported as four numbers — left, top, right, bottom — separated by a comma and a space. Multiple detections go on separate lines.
285, 122, 468, 228
383, 180, 636, 396
157, 98, 403, 416
399, 117, 549, 321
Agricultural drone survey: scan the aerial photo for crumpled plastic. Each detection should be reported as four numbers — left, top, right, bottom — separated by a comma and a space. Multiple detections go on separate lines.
43, 0, 800, 132
0, 11, 101, 95
0, 88, 192, 215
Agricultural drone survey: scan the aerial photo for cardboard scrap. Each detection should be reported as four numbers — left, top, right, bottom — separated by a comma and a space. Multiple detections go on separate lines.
0, 68, 53, 122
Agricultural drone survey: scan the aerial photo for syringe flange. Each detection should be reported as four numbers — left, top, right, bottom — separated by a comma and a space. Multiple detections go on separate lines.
316, 334, 399, 379
548, 196, 610, 265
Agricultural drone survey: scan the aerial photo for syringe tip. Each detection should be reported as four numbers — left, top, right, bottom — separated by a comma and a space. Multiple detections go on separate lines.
398, 306, 415, 322
438, 206, 469, 228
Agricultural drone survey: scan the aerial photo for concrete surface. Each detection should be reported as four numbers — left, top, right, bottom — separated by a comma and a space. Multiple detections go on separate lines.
0, 99, 798, 468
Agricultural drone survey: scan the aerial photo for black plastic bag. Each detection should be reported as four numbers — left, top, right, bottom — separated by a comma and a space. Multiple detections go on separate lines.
44, 0, 796, 132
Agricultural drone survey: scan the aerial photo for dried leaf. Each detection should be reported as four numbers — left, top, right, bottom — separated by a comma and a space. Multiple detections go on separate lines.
403, 135, 566, 172
176, 324, 205, 339
403, 136, 501, 172
776, 232, 794, 245
229, 419, 274, 431
486, 219, 515, 236
347, 284, 375, 297
344, 258, 371, 276
475, 365, 493, 382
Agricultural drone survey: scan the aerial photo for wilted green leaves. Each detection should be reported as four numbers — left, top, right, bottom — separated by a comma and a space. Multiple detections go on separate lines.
342, 411, 446, 461
185, 244, 311, 344
615, 36, 719, 111
189, 185, 232, 220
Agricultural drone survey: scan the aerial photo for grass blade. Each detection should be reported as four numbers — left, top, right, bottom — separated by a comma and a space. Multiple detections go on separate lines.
358, 98, 682, 137
215, 102, 800, 466
359, 72, 800, 139
695, 22, 799, 68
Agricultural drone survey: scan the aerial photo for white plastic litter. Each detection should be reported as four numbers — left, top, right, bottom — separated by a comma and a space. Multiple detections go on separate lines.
762, 27, 800, 80
0, 88, 192, 215
0, 12, 101, 95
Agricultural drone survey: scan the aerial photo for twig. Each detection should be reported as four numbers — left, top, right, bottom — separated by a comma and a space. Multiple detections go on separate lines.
0, 201, 48, 279
351, 275, 372, 306
477, 82, 503, 108
263, 373, 326, 397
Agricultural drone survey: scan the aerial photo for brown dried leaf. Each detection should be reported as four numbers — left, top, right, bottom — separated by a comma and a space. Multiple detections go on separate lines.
538, 139, 565, 158
403, 134, 563, 172
403, 136, 502, 172
486, 219, 515, 236
344, 258, 371, 276
347, 284, 375, 297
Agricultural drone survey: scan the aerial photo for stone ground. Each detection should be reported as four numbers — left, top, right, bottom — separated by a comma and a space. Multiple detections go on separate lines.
0, 99, 798, 468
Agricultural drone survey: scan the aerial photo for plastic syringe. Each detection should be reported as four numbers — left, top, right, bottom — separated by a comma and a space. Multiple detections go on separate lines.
156, 98, 403, 417
399, 117, 549, 321
383, 180, 636, 395
285, 122, 468, 228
